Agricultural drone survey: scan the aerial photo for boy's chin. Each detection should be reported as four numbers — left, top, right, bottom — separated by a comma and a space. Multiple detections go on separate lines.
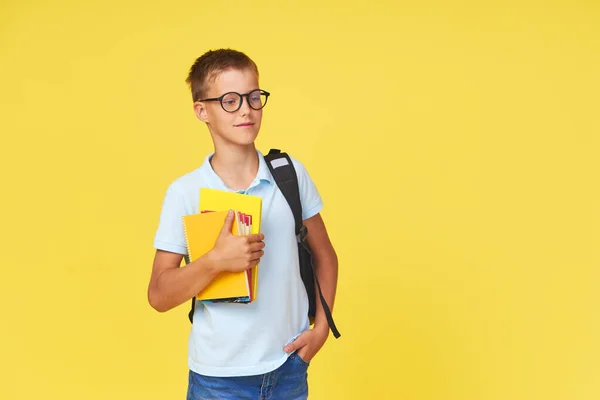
213, 130, 259, 147
228, 133, 259, 146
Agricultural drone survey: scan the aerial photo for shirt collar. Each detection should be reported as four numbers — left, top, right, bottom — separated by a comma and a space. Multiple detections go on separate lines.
255, 150, 273, 184
200, 149, 272, 192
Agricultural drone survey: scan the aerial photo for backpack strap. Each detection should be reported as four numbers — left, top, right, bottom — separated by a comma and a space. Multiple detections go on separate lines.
265, 149, 303, 236
265, 148, 341, 339
185, 254, 196, 323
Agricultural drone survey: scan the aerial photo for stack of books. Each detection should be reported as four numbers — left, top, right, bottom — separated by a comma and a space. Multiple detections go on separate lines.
182, 188, 262, 304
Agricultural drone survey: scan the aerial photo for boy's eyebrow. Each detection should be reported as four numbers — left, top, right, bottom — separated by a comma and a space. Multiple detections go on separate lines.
212, 88, 264, 97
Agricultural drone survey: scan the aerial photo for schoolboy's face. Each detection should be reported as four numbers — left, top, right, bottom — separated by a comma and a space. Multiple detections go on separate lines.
194, 68, 263, 147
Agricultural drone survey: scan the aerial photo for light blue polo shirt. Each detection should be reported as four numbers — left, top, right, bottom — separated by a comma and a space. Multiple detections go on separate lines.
153, 149, 323, 377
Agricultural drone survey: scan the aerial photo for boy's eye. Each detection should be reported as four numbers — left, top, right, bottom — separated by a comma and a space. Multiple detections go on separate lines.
222, 94, 239, 106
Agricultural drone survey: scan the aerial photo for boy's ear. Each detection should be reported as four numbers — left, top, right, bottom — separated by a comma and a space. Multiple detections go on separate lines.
193, 101, 209, 123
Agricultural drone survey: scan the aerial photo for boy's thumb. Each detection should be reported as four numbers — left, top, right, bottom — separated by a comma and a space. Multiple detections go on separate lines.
219, 210, 234, 236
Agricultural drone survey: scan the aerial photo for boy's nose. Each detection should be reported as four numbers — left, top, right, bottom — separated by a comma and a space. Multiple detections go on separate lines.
239, 97, 251, 114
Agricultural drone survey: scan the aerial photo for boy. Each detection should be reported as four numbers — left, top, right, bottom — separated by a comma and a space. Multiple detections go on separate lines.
147, 49, 339, 399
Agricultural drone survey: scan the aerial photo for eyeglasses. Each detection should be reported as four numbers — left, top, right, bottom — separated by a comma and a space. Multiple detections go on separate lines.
198, 89, 270, 113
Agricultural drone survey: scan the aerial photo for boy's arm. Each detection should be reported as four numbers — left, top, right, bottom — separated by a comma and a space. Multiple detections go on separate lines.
304, 213, 338, 334
147, 250, 219, 312
148, 210, 265, 312
284, 212, 338, 361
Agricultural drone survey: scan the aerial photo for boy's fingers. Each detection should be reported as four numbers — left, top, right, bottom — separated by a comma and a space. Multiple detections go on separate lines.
283, 342, 297, 353
247, 233, 264, 243
249, 241, 265, 252
284, 335, 306, 353
219, 210, 234, 236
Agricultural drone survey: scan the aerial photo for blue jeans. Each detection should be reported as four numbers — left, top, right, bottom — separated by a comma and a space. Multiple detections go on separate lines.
186, 353, 310, 400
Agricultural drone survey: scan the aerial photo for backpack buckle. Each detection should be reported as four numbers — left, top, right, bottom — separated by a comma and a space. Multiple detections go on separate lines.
297, 225, 308, 243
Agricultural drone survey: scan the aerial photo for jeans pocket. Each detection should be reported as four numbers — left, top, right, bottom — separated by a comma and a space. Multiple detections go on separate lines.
291, 352, 310, 367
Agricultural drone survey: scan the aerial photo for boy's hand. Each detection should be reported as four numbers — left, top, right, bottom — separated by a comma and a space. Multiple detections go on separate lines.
208, 210, 265, 273
283, 325, 329, 364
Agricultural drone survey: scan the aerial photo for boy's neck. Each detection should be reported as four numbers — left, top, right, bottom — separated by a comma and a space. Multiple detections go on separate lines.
210, 143, 259, 192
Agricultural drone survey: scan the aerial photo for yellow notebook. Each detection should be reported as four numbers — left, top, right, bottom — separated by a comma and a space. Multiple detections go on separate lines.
199, 188, 262, 301
182, 210, 254, 303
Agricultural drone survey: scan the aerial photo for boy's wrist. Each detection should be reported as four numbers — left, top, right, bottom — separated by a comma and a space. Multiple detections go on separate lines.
199, 251, 221, 277
312, 322, 330, 339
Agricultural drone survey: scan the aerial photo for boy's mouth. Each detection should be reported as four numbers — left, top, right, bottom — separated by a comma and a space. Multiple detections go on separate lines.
235, 122, 254, 127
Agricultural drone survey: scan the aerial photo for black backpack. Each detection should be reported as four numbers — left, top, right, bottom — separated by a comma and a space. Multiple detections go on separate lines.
188, 149, 341, 339
264, 149, 341, 339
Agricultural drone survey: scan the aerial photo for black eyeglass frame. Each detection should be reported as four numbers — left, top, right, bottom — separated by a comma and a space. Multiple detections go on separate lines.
197, 89, 270, 113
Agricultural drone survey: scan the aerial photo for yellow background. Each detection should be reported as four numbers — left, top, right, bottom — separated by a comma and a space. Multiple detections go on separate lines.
1, 0, 599, 399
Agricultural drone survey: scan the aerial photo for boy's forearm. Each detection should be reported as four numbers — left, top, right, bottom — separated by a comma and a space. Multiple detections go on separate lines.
150, 255, 219, 312
312, 250, 339, 335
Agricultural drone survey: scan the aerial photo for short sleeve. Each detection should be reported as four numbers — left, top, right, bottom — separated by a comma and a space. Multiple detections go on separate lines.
292, 158, 324, 220
153, 182, 188, 255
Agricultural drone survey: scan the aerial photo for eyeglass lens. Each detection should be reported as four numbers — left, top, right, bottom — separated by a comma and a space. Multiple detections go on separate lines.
221, 90, 268, 112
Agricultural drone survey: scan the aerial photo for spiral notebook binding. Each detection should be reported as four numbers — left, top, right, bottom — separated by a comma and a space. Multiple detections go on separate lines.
182, 216, 193, 262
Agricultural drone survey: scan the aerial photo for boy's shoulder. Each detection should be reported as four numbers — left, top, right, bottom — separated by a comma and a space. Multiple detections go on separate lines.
166, 166, 204, 192
287, 154, 317, 184
165, 153, 214, 191
264, 150, 310, 176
